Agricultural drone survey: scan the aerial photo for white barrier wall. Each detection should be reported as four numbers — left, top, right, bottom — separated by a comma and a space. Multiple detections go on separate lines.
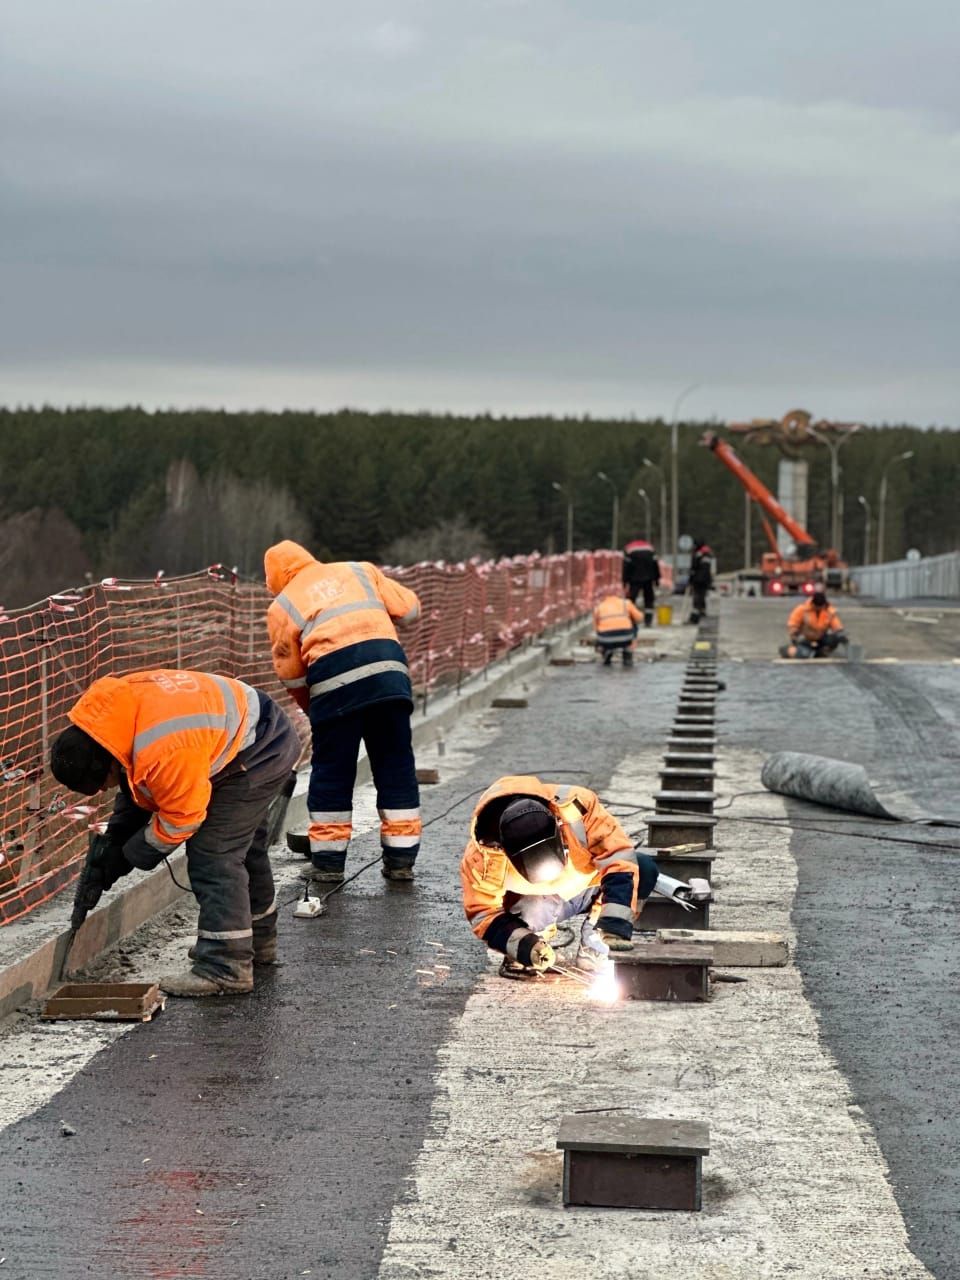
849, 550, 960, 600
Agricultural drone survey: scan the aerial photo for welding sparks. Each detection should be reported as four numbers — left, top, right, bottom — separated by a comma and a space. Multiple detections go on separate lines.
588, 961, 621, 1004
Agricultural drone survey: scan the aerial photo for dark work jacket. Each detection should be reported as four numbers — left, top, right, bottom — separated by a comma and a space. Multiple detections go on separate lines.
622, 541, 660, 586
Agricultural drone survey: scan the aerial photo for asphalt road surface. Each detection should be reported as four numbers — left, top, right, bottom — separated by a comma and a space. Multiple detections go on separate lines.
0, 594, 958, 1279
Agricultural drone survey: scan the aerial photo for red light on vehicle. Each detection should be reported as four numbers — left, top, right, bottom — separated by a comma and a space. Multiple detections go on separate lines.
769, 580, 784, 595
802, 581, 815, 594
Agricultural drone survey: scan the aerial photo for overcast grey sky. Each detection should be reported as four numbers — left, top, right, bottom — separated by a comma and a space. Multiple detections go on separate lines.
2, 0, 958, 423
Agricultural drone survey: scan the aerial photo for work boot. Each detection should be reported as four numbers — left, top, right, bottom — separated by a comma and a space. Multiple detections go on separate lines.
622, 649, 634, 667
381, 860, 415, 882
299, 865, 345, 884
285, 831, 312, 858
253, 937, 280, 967
601, 650, 613, 666
159, 970, 253, 997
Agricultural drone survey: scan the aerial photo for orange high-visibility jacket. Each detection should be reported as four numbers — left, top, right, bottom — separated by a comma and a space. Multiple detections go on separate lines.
68, 669, 260, 856
264, 541, 420, 717
593, 595, 642, 637
788, 601, 844, 642
460, 775, 640, 956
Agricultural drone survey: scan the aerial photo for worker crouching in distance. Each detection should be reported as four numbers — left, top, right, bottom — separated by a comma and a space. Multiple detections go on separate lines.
622, 537, 660, 627
264, 541, 422, 885
460, 776, 709, 979
593, 593, 643, 666
780, 591, 848, 659
49, 669, 301, 997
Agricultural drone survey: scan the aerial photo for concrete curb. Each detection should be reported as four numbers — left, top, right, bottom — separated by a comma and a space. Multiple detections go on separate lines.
0, 618, 592, 1023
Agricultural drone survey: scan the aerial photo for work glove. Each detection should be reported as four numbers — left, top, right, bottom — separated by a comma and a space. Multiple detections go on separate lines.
121, 825, 167, 872
90, 833, 134, 890
685, 877, 712, 904
69, 835, 133, 931
576, 920, 610, 973
528, 939, 556, 972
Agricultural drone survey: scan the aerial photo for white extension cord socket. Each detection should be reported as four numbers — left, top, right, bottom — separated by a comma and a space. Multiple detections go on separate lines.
294, 896, 326, 919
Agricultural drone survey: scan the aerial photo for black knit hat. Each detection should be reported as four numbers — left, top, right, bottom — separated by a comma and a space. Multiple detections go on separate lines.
50, 725, 113, 795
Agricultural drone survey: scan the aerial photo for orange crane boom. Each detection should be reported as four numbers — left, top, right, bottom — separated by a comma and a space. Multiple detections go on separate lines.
704, 431, 816, 554
702, 431, 845, 592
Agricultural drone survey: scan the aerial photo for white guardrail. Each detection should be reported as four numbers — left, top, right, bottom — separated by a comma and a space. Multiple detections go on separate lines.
849, 550, 960, 600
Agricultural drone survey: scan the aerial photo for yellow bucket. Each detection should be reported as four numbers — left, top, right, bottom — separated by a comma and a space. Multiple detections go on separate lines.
656, 604, 673, 626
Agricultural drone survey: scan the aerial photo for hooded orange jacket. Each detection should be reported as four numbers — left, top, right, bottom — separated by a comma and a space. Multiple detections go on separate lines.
460, 775, 640, 956
264, 541, 420, 718
68, 669, 260, 858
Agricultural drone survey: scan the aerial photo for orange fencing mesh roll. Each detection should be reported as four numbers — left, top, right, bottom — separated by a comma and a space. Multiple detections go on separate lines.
0, 552, 620, 924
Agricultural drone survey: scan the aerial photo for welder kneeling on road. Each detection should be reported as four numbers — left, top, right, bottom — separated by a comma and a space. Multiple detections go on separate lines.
593, 594, 643, 667
49, 669, 301, 997
780, 591, 848, 659
264, 540, 422, 885
460, 775, 708, 979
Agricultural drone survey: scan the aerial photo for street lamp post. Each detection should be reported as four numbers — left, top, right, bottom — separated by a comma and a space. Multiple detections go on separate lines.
596, 471, 619, 550
857, 495, 872, 566
670, 383, 701, 582
551, 481, 574, 555
642, 457, 668, 555
636, 489, 651, 542
877, 450, 914, 565
806, 423, 861, 556
552, 480, 574, 601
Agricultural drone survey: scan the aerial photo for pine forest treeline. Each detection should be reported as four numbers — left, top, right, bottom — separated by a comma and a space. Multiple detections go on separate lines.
0, 407, 956, 607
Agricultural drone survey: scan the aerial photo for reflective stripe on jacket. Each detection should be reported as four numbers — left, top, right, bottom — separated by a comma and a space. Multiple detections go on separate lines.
460, 774, 639, 956
68, 669, 259, 855
788, 601, 843, 642
593, 595, 642, 641
264, 540, 421, 719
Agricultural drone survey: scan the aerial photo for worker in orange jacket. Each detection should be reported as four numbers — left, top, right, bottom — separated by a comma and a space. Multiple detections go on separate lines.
264, 541, 422, 884
593, 594, 643, 666
49, 669, 301, 997
782, 591, 848, 658
460, 776, 708, 978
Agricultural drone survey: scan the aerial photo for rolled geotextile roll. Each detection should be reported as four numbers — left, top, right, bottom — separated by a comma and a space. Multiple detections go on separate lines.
761, 751, 911, 820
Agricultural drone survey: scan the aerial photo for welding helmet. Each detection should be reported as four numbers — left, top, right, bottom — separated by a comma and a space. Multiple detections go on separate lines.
499, 797, 567, 884
811, 591, 828, 608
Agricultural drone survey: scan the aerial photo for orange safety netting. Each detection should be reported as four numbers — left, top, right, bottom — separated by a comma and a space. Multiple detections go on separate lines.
0, 552, 621, 925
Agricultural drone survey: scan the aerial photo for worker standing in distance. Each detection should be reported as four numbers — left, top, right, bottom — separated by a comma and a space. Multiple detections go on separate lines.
622, 536, 660, 627
593, 592, 643, 666
264, 541, 422, 884
781, 590, 848, 658
460, 775, 709, 978
49, 668, 301, 996
688, 537, 714, 623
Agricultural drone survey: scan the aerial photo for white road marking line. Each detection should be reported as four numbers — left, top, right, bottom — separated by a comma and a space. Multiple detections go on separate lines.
378, 747, 933, 1280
